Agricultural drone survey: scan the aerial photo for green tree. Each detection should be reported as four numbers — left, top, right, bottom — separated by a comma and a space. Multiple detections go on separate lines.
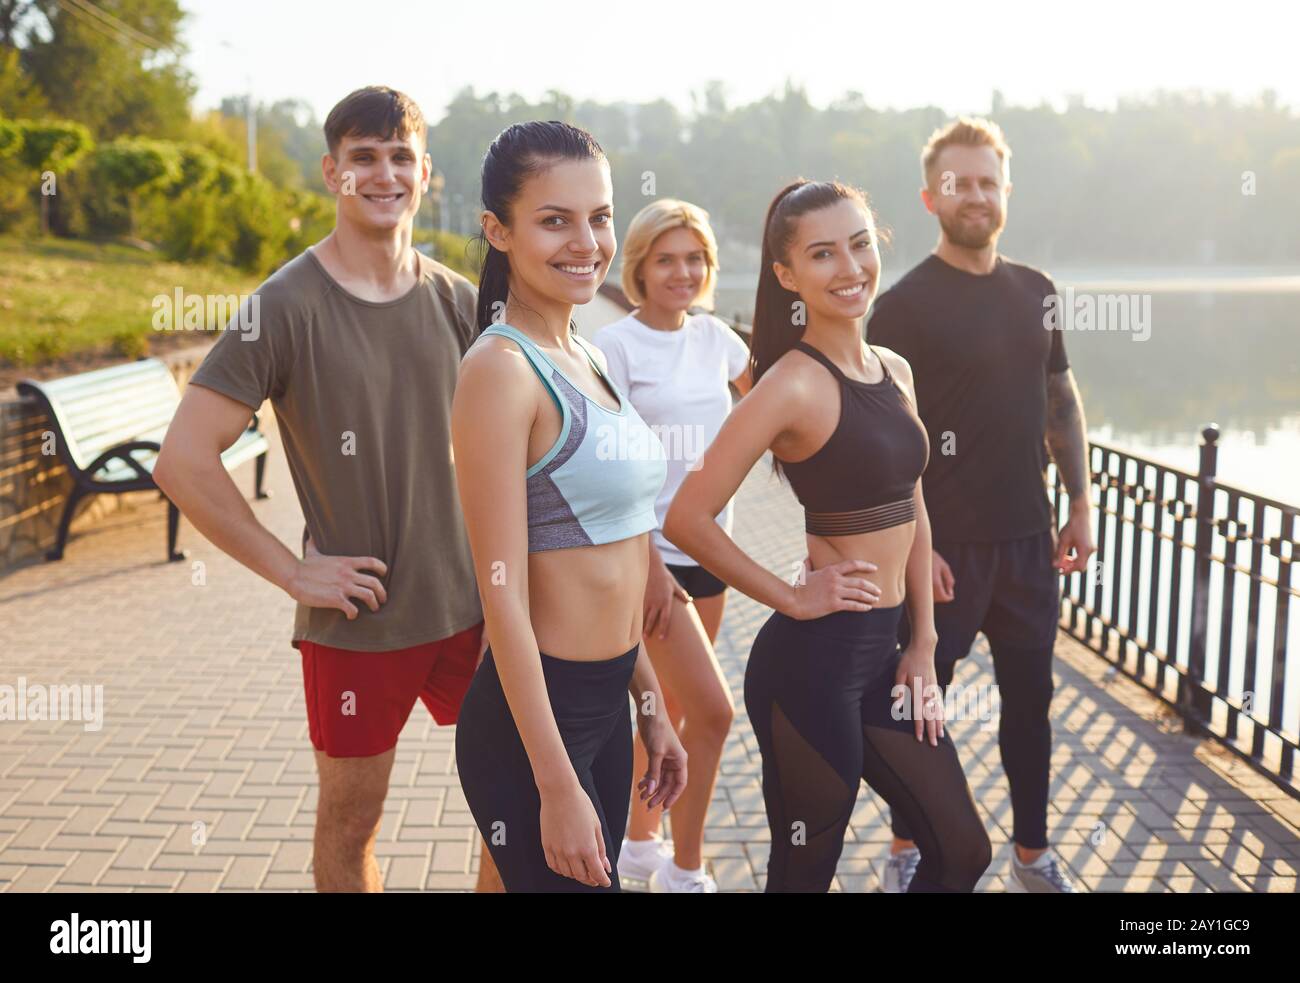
15, 117, 91, 233
0, 115, 20, 157
87, 135, 180, 235
15, 0, 194, 140
0, 43, 46, 116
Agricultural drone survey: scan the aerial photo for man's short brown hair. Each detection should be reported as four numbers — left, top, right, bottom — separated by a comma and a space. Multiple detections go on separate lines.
324, 86, 427, 156
921, 116, 1011, 187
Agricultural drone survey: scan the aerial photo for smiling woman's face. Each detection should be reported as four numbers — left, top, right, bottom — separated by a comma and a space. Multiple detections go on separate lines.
487, 157, 616, 309
639, 226, 709, 313
774, 197, 881, 324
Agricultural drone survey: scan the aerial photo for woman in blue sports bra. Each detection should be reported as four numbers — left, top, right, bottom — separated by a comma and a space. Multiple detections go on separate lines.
664, 180, 991, 892
451, 121, 687, 892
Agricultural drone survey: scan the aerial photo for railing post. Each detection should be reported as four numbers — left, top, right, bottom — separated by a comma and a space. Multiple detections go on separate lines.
1183, 423, 1219, 733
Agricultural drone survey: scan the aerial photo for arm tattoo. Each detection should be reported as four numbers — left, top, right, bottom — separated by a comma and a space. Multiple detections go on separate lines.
1046, 369, 1090, 499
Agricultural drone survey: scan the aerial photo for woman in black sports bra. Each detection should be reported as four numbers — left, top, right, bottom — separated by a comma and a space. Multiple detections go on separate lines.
664, 180, 990, 892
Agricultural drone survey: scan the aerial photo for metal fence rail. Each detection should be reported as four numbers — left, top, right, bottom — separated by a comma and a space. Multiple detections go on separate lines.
1051, 424, 1299, 798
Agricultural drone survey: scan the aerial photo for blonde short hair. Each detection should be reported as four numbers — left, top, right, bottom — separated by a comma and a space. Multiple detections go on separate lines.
620, 198, 719, 309
921, 116, 1011, 188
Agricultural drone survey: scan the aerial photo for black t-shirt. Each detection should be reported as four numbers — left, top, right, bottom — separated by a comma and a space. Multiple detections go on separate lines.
866, 253, 1070, 544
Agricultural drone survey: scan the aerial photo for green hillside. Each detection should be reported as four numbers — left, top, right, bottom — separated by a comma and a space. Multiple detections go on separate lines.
0, 236, 260, 367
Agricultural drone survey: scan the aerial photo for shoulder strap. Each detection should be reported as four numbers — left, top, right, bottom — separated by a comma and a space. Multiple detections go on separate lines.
573, 333, 629, 411
798, 338, 899, 389
570, 333, 603, 375
869, 343, 914, 406
793, 340, 847, 383
480, 323, 565, 416
866, 342, 894, 384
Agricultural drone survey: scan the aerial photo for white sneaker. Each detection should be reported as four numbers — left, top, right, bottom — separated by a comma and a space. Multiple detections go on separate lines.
1008, 848, 1078, 893
649, 861, 718, 893
882, 847, 921, 893
619, 836, 673, 883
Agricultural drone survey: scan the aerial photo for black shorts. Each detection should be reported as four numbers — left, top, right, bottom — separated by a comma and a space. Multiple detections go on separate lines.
897, 528, 1061, 674
665, 562, 727, 600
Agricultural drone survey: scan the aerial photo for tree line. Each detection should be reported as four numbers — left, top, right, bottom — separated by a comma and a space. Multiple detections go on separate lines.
2, 0, 1298, 278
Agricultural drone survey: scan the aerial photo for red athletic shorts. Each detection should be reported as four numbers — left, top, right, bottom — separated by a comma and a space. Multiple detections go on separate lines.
300, 621, 485, 758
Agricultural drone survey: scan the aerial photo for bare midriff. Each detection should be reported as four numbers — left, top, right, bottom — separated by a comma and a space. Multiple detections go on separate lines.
526, 534, 649, 661
806, 519, 916, 610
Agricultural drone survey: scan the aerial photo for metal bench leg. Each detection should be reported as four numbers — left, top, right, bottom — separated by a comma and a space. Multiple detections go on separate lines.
47, 485, 88, 561
254, 450, 271, 500
166, 499, 188, 562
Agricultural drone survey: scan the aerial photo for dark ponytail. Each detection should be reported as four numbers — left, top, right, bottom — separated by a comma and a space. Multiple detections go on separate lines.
473, 120, 607, 333
475, 244, 512, 335
750, 179, 881, 480
751, 180, 813, 388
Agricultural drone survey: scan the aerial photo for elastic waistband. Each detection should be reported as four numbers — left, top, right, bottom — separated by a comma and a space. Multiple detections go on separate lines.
771, 602, 904, 640
538, 644, 640, 674
483, 643, 638, 718
805, 497, 916, 536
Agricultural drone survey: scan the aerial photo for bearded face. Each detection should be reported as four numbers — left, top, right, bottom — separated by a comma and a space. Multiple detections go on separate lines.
937, 197, 1005, 248
927, 144, 1010, 250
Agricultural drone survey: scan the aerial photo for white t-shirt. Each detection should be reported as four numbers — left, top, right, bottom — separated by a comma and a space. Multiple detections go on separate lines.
592, 312, 750, 567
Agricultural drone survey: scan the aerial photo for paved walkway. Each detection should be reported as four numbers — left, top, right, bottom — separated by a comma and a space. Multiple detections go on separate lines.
1, 417, 1298, 892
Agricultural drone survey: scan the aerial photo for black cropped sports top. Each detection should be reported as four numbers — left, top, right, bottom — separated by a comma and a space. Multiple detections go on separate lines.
778, 340, 930, 536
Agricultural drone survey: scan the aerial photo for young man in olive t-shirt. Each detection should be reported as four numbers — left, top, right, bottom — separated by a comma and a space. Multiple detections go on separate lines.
155, 87, 495, 892
867, 118, 1096, 894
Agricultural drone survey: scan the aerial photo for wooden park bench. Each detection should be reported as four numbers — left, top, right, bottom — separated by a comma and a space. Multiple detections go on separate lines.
17, 358, 269, 562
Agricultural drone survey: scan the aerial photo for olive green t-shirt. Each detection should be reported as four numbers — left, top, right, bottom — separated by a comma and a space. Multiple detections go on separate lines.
189, 247, 483, 652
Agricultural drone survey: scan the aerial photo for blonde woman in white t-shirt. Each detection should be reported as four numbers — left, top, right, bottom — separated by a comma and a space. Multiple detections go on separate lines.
593, 199, 753, 892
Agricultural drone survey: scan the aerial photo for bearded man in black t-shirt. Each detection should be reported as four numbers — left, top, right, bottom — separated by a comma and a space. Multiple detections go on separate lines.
868, 117, 1095, 894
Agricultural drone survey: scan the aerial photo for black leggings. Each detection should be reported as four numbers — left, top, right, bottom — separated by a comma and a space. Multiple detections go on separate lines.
745, 604, 992, 892
891, 532, 1059, 848
454, 644, 637, 892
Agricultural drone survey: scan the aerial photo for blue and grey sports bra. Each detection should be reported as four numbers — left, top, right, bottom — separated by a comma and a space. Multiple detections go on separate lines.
478, 323, 667, 553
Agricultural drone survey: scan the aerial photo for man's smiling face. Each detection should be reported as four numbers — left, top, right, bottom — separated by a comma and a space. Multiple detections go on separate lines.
325, 129, 430, 233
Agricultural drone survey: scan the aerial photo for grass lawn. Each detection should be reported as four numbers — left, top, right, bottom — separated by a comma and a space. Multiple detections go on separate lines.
0, 236, 261, 367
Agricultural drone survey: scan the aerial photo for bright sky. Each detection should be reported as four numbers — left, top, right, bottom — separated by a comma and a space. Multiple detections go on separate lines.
183, 0, 1300, 122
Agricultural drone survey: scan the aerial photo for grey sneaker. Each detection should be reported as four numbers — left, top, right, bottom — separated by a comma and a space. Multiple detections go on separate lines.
1008, 849, 1078, 893
882, 847, 921, 893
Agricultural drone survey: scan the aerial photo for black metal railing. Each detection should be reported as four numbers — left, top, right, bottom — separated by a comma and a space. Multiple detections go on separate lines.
1050, 425, 1299, 798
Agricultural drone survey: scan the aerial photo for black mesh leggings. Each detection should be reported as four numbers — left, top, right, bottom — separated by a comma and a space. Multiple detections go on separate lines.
744, 605, 992, 892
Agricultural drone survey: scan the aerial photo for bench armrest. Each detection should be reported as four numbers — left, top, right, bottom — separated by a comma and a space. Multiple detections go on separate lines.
86, 440, 162, 482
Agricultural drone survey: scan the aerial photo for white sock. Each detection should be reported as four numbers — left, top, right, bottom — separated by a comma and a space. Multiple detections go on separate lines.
1017, 850, 1053, 869
668, 861, 704, 878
